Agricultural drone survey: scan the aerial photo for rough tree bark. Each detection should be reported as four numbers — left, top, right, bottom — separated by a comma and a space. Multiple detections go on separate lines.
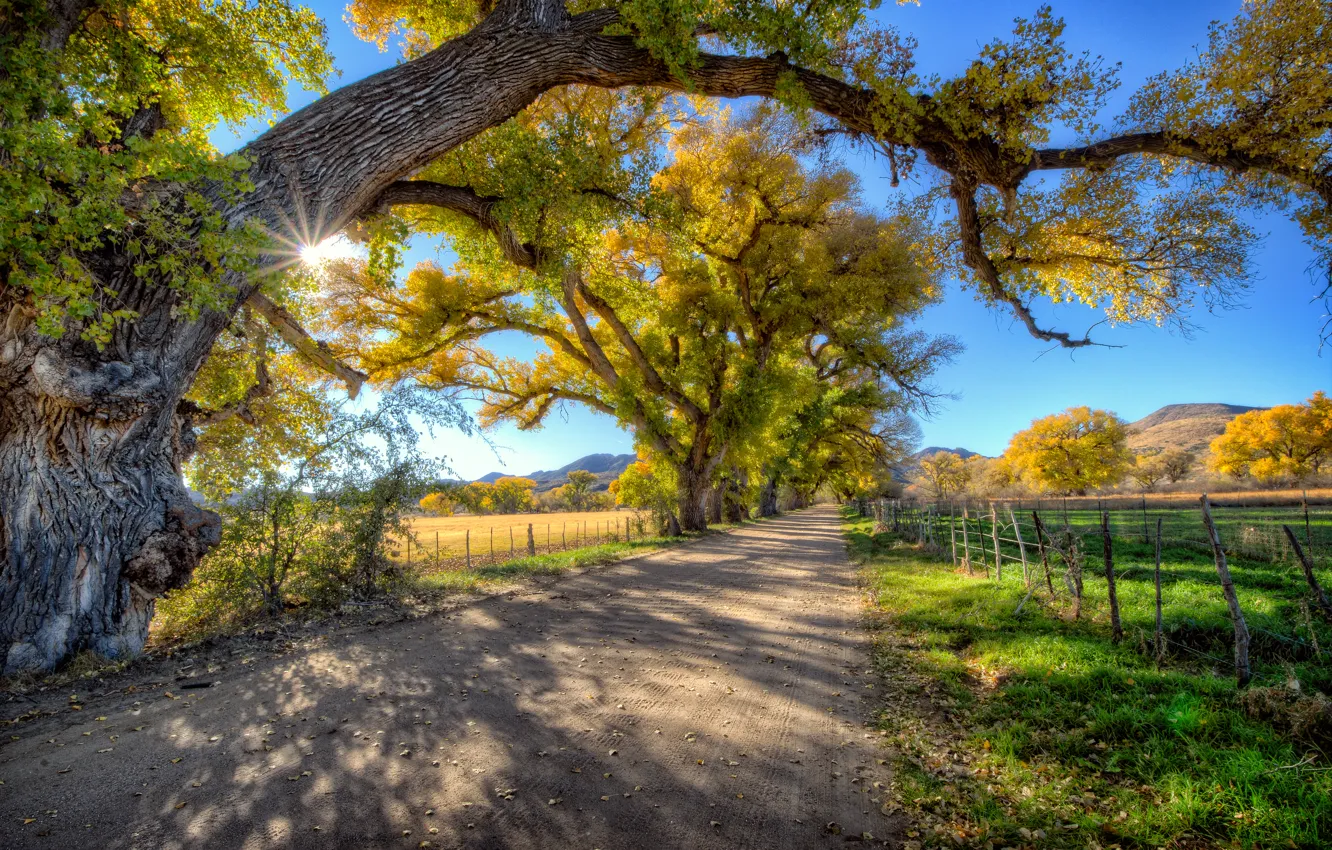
676, 464, 709, 533
758, 472, 780, 517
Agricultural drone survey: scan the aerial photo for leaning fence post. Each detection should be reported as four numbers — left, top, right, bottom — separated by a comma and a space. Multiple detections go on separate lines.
949, 505, 958, 568
1200, 495, 1252, 687
1101, 511, 1123, 643
527, 523, 536, 556
1032, 511, 1056, 597
1009, 506, 1029, 585
1283, 525, 1332, 620
974, 506, 990, 578
1154, 517, 1164, 662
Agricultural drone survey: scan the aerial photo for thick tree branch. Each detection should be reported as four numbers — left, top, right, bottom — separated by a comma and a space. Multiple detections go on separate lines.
246, 293, 367, 396
372, 181, 541, 269
949, 181, 1095, 348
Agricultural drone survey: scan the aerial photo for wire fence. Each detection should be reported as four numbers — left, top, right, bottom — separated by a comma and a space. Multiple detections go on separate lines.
856, 494, 1332, 687
400, 513, 650, 573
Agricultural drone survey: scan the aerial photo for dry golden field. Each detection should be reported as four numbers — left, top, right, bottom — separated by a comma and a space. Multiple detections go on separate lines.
406, 509, 638, 562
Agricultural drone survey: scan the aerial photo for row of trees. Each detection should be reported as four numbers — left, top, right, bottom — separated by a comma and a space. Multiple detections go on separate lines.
418, 469, 614, 515
6, 0, 1329, 673
914, 392, 1331, 498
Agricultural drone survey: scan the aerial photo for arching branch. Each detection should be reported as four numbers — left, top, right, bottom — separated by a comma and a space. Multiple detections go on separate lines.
246, 292, 367, 396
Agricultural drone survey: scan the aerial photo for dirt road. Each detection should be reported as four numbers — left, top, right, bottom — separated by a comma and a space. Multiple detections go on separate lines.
1, 507, 897, 849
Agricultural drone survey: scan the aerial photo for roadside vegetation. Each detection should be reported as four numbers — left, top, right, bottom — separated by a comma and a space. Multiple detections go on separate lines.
846, 509, 1332, 849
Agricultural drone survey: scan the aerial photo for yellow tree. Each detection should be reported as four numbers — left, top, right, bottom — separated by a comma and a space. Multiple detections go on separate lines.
329, 104, 951, 531
486, 477, 538, 514
419, 492, 457, 516
1005, 407, 1131, 494
1127, 452, 1168, 492
915, 451, 971, 499
1210, 392, 1332, 483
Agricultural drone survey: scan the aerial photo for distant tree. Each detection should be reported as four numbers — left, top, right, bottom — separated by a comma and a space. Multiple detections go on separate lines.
486, 477, 538, 514
1210, 392, 1332, 483
564, 470, 600, 512
963, 455, 1018, 499
1160, 449, 1197, 483
1005, 407, 1131, 495
916, 451, 971, 499
1127, 452, 1168, 492
419, 490, 458, 516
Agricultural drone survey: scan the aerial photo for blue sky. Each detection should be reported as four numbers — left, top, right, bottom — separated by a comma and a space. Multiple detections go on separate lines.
217, 0, 1330, 478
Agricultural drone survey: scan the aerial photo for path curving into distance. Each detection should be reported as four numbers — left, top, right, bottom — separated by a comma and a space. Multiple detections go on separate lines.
1, 506, 898, 849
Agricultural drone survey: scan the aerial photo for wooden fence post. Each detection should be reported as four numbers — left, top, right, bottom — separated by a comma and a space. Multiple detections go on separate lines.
1101, 511, 1123, 643
489, 527, 494, 559
1032, 511, 1055, 597
406, 536, 411, 568
961, 505, 974, 574
1141, 496, 1149, 544
976, 506, 991, 578
1283, 525, 1332, 620
1009, 506, 1029, 585
466, 528, 471, 570
562, 522, 566, 548
510, 526, 515, 557
436, 530, 440, 561
527, 523, 535, 556
1154, 517, 1164, 662
949, 505, 958, 568
1200, 495, 1252, 687
990, 503, 1001, 581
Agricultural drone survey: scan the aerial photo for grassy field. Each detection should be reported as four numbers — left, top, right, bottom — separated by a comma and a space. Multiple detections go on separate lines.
847, 509, 1332, 849
406, 509, 638, 562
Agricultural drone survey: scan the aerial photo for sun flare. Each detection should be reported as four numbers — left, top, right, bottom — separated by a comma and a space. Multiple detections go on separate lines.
300, 234, 362, 268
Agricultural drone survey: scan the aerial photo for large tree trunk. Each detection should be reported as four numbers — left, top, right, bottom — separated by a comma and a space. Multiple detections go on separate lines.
707, 485, 724, 525
758, 473, 780, 517
677, 465, 709, 533
0, 305, 222, 673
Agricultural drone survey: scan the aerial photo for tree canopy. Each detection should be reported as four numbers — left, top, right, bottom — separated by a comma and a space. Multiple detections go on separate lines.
4, 0, 1331, 673
1004, 406, 1132, 495
1210, 392, 1332, 483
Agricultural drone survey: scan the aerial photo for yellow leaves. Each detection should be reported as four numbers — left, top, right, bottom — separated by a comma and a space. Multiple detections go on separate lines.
1209, 392, 1332, 482
1004, 406, 1132, 494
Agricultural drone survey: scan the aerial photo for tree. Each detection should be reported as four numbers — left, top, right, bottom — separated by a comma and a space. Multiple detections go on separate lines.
486, 476, 538, 514
1127, 452, 1168, 492
330, 105, 949, 532
915, 451, 971, 499
1005, 407, 1131, 495
5, 0, 1329, 671
611, 455, 680, 535
1160, 449, 1196, 484
1209, 392, 1332, 483
564, 469, 600, 511
419, 490, 459, 516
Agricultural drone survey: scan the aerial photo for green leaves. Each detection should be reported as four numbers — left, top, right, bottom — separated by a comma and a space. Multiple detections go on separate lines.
1, 0, 331, 346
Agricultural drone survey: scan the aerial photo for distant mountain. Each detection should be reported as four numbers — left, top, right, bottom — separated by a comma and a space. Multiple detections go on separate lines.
1127, 403, 1265, 456
913, 446, 983, 460
474, 452, 637, 492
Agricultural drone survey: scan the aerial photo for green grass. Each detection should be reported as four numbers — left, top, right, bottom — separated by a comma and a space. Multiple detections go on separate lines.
848, 509, 1332, 849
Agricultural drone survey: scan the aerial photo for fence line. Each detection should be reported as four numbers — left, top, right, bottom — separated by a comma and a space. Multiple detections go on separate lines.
857, 494, 1332, 686
401, 513, 650, 573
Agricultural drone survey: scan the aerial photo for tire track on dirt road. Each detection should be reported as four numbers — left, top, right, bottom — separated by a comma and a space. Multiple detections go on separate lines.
1, 506, 899, 849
